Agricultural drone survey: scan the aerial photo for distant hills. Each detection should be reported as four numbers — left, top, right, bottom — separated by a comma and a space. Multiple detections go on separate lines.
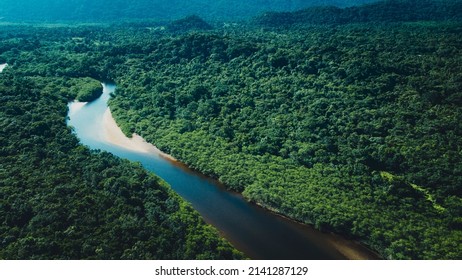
255, 0, 462, 27
0, 0, 378, 22
167, 15, 213, 33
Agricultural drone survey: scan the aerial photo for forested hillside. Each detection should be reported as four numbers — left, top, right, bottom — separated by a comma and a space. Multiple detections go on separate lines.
0, 0, 377, 22
256, 0, 462, 26
0, 27, 241, 259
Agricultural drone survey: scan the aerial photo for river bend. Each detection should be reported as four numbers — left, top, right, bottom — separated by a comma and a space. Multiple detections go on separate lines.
67, 83, 377, 260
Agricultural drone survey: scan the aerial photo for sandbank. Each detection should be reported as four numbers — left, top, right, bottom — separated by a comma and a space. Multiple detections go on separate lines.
102, 108, 177, 161
0, 63, 8, 72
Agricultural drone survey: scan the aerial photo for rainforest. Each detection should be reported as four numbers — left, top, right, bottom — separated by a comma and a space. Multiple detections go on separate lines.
1, 0, 461, 260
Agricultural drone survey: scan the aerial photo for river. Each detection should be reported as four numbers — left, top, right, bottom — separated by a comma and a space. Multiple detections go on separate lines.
67, 83, 378, 260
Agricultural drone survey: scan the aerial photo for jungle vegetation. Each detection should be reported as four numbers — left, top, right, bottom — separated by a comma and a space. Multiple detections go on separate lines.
72, 77, 103, 102
107, 13, 462, 260
108, 23, 462, 259
1, 0, 461, 259
0, 28, 242, 260
255, 0, 462, 27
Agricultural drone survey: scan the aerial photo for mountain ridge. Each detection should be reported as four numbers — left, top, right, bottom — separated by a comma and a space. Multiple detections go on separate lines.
255, 0, 462, 27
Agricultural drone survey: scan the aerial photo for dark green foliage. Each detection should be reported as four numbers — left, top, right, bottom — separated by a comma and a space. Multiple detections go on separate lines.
0, 30, 242, 260
168, 15, 213, 33
255, 0, 462, 27
1, 1, 461, 260
105, 22, 462, 259
72, 77, 103, 102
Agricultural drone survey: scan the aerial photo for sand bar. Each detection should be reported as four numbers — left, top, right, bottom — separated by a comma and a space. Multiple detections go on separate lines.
68, 101, 87, 117
102, 108, 177, 161
327, 234, 379, 260
0, 63, 7, 73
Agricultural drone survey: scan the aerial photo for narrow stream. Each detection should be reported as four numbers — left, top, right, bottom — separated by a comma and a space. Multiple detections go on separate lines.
67, 83, 377, 260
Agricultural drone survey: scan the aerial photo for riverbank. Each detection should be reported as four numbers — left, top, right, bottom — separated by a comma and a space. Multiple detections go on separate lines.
327, 234, 379, 260
102, 107, 177, 161
103, 103, 378, 260
255, 203, 380, 260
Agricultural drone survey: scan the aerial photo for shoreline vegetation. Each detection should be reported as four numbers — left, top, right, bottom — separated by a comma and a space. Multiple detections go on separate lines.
108, 19, 462, 259
0, 60, 241, 261
102, 97, 379, 259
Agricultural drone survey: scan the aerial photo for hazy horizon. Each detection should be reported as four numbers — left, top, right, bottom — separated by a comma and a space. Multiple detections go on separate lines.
0, 0, 380, 22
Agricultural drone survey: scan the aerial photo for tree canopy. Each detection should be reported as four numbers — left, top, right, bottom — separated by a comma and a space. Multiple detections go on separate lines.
0, 27, 242, 260
1, 0, 461, 260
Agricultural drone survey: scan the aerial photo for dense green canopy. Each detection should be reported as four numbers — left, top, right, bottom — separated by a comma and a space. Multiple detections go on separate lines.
1, 0, 461, 260
256, 0, 462, 26
0, 29, 242, 260
106, 22, 462, 259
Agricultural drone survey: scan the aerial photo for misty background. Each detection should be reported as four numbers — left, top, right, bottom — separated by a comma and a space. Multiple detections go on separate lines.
0, 0, 379, 22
